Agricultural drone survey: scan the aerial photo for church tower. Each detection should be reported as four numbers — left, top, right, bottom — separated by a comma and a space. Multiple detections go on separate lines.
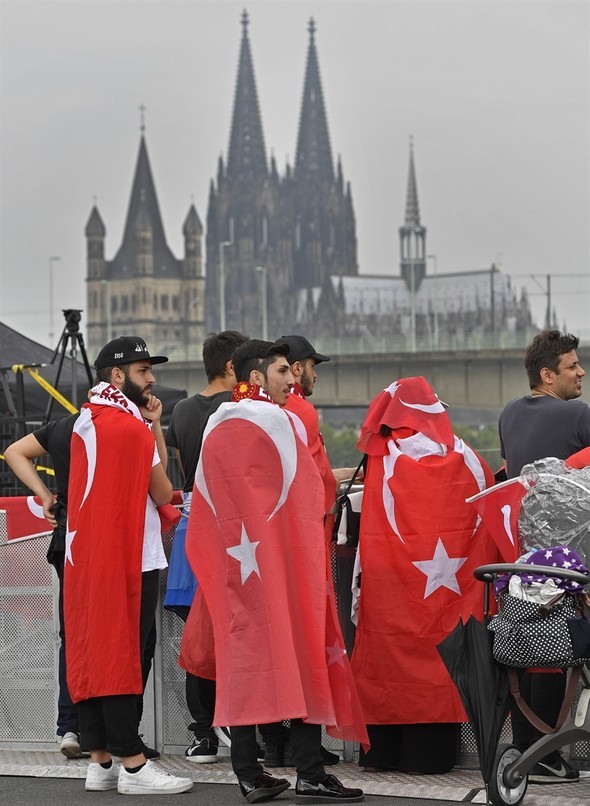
86, 115, 205, 358
399, 137, 427, 290
205, 11, 291, 337
289, 19, 358, 290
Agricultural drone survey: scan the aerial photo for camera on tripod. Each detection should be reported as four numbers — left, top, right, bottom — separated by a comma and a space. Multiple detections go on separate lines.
63, 309, 82, 335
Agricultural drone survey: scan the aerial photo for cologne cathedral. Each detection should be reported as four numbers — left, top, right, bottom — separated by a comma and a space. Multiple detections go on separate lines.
85, 11, 533, 358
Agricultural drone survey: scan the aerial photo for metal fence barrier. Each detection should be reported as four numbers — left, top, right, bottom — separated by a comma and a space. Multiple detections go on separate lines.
1, 511, 588, 768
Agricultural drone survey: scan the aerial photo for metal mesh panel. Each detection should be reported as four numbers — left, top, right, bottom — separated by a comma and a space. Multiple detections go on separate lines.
0, 526, 56, 744
158, 525, 194, 748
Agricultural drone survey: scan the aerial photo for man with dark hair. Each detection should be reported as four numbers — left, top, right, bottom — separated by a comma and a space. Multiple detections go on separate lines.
164, 330, 248, 762
180, 339, 366, 804
231, 338, 292, 406
500, 329, 589, 479
499, 328, 590, 783
63, 336, 193, 796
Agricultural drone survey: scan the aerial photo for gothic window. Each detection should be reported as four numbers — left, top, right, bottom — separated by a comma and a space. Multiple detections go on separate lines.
121, 295, 128, 313
131, 294, 137, 312
161, 295, 169, 312
141, 288, 147, 304
153, 293, 158, 310
261, 213, 268, 246
172, 295, 179, 311
112, 296, 118, 313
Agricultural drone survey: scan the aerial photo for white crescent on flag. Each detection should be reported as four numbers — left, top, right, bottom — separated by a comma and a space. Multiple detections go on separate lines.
26, 496, 45, 519
196, 400, 297, 521
382, 439, 404, 543
399, 398, 446, 415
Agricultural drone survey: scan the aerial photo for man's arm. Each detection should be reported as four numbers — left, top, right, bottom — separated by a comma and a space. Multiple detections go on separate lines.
140, 394, 168, 471
4, 434, 57, 526
149, 461, 173, 507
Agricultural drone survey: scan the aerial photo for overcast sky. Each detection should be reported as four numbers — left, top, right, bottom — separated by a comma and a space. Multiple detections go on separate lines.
1, 0, 588, 350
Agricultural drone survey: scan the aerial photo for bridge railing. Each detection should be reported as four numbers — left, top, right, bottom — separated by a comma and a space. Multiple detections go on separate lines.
158, 327, 590, 363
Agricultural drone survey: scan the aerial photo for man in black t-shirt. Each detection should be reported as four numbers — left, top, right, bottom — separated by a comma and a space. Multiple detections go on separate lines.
164, 331, 250, 762
499, 329, 589, 784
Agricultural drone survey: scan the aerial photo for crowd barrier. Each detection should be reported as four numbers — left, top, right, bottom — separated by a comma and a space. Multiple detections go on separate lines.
1, 505, 589, 768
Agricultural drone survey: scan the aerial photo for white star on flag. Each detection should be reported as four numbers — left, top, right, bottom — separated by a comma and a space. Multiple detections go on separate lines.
412, 538, 468, 599
226, 523, 261, 585
326, 639, 347, 666
65, 529, 76, 567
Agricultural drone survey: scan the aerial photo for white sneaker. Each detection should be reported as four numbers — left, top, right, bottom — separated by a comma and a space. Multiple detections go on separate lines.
117, 760, 193, 795
85, 760, 120, 791
60, 731, 86, 759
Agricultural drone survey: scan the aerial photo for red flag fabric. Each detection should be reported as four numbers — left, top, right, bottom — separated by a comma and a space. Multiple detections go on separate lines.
466, 478, 527, 562
284, 386, 337, 529
567, 446, 590, 469
158, 502, 181, 533
0, 495, 51, 542
179, 399, 368, 747
358, 376, 454, 456
64, 396, 154, 702
351, 380, 499, 725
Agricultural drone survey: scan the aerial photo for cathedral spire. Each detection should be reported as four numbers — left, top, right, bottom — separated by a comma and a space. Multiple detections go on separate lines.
111, 133, 177, 273
294, 18, 334, 182
226, 10, 267, 180
404, 135, 421, 227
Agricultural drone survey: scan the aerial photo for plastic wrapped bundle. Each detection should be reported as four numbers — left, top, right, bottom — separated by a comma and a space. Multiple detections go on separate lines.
518, 457, 590, 557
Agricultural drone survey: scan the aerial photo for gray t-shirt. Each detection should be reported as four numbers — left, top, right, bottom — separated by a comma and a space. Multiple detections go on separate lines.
166, 391, 231, 493
499, 395, 590, 478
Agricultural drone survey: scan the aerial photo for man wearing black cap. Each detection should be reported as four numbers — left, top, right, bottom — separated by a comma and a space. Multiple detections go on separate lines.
63, 336, 193, 796
277, 334, 357, 515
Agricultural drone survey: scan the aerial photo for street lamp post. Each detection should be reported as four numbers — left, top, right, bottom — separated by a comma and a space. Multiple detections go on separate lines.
255, 266, 268, 340
427, 254, 438, 349
48, 256, 60, 343
219, 241, 231, 331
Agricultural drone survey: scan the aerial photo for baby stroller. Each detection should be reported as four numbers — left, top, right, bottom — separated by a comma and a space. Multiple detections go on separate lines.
474, 560, 590, 805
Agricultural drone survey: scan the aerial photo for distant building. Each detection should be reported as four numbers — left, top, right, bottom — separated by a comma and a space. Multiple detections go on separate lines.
85, 11, 534, 356
85, 123, 205, 360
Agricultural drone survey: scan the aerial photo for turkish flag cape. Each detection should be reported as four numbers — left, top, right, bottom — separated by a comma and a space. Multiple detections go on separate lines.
179, 399, 368, 747
467, 478, 527, 561
64, 388, 154, 702
0, 495, 51, 542
351, 378, 500, 725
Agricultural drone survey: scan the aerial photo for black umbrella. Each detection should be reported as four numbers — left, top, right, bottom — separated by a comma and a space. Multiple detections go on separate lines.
437, 615, 511, 785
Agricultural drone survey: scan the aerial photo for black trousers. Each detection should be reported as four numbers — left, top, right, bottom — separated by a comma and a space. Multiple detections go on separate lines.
231, 720, 324, 782
79, 570, 160, 756
511, 670, 566, 762
186, 673, 217, 739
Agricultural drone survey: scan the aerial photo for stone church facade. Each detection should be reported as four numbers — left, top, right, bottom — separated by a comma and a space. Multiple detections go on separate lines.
85, 12, 534, 358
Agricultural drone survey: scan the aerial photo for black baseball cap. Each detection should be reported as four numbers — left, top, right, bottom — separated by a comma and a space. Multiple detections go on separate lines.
275, 335, 330, 364
94, 336, 169, 370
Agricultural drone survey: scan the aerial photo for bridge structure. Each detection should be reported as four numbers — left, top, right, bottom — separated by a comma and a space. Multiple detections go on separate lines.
156, 342, 590, 418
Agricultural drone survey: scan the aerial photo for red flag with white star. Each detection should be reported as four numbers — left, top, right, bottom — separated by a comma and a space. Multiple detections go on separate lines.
351, 382, 500, 725
467, 478, 526, 562
179, 399, 368, 747
0, 495, 51, 542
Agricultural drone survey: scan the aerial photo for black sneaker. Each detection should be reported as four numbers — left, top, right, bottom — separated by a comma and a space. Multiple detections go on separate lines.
528, 756, 579, 784
280, 742, 340, 768
140, 741, 160, 760
295, 774, 364, 802
185, 736, 218, 763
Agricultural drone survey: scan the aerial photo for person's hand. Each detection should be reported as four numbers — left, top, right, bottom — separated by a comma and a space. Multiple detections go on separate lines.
41, 494, 58, 528
140, 394, 163, 424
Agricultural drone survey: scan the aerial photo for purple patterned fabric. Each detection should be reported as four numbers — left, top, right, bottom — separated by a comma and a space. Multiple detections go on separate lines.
495, 546, 589, 594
